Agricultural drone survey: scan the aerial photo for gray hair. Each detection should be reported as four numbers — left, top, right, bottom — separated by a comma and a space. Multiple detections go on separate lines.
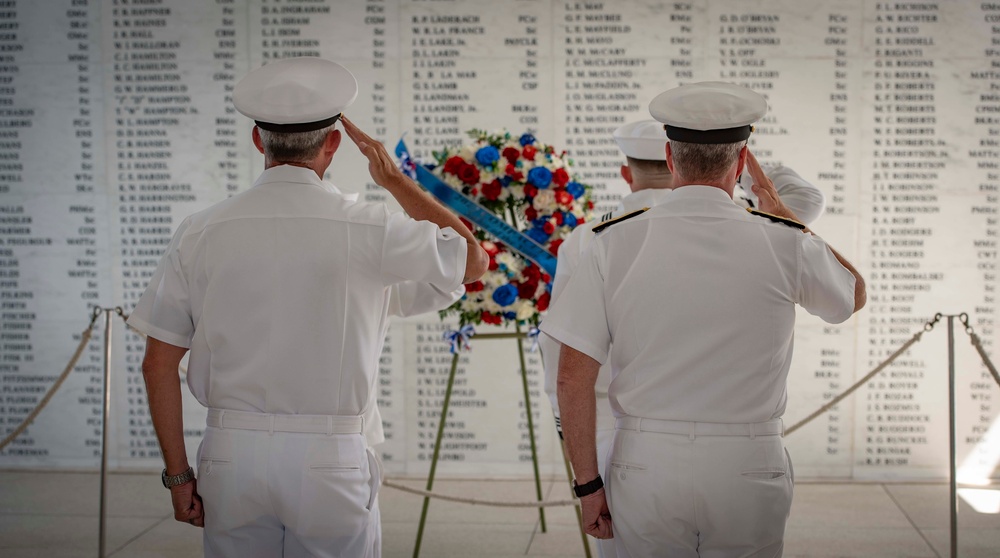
257, 124, 336, 163
669, 140, 744, 184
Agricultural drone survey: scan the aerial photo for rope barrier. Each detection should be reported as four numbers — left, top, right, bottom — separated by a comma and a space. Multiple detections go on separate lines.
382, 479, 577, 508
0, 310, 101, 452
4, 309, 995, 510
783, 315, 939, 436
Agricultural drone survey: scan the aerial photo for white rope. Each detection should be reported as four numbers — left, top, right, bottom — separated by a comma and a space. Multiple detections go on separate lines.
0, 322, 96, 451
382, 479, 577, 507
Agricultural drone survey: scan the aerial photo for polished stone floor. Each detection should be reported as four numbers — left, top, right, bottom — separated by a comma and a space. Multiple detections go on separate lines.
1, 471, 998, 557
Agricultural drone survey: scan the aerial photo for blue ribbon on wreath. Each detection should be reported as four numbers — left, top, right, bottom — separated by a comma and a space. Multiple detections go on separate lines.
395, 139, 558, 277
526, 327, 541, 353
443, 324, 476, 353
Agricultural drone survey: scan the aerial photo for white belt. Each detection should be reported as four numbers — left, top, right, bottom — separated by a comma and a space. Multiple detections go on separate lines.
207, 408, 364, 435
615, 416, 783, 439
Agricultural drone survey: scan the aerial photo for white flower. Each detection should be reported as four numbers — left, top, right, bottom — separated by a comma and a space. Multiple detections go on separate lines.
483, 271, 508, 289
495, 252, 524, 275
515, 299, 536, 320
534, 190, 556, 212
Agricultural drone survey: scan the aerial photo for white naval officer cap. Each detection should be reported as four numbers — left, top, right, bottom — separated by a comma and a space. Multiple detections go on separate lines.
649, 81, 767, 144
612, 120, 668, 161
233, 57, 358, 133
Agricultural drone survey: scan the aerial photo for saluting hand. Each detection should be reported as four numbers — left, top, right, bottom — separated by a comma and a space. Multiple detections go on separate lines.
340, 116, 407, 189
746, 150, 799, 222
580, 488, 614, 540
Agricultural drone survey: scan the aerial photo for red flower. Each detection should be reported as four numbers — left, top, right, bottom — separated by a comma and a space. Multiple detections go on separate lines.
522, 264, 541, 283
465, 280, 484, 292
517, 281, 536, 299
541, 273, 551, 283
481, 310, 502, 325
524, 206, 537, 221
444, 156, 465, 175
543, 221, 555, 235
536, 292, 550, 312
522, 145, 537, 159
459, 217, 474, 233
548, 239, 563, 255
483, 179, 502, 200
587, 200, 594, 210
553, 212, 564, 226
458, 163, 480, 185
555, 189, 574, 206
524, 184, 538, 198
488, 256, 498, 271
553, 168, 570, 186
502, 147, 520, 162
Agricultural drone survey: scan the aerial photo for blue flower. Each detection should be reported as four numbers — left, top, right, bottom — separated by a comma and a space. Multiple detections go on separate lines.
504, 311, 517, 320
566, 181, 585, 199
527, 167, 552, 188
526, 226, 550, 244
564, 212, 578, 228
475, 145, 500, 166
519, 133, 536, 146
499, 176, 512, 187
492, 284, 519, 307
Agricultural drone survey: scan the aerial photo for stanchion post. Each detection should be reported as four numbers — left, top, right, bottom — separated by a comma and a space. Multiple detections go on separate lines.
946, 315, 957, 558
98, 308, 114, 558
514, 320, 546, 533
413, 350, 461, 558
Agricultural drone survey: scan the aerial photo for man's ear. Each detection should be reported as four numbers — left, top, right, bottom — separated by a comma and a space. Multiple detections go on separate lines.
252, 126, 264, 154
325, 129, 342, 157
735, 144, 748, 177
665, 142, 675, 174
620, 164, 633, 186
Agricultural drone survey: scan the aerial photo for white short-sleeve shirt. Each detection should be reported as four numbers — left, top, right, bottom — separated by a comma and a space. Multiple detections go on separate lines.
540, 185, 855, 424
538, 188, 672, 429
128, 165, 467, 433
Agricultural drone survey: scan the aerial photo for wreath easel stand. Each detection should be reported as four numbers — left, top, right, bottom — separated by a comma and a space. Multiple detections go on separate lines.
412, 211, 592, 558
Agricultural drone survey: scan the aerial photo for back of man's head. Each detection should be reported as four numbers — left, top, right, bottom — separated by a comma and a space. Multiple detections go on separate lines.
258, 125, 336, 164
667, 140, 744, 185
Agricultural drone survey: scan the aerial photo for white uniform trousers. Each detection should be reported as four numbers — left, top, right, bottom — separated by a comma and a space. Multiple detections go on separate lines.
595, 425, 617, 558
606, 417, 792, 558
197, 409, 382, 558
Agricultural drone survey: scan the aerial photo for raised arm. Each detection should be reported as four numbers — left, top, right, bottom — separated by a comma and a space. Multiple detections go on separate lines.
341, 116, 488, 283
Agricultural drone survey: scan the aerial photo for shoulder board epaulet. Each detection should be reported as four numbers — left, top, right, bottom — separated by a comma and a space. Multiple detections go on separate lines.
600, 211, 614, 223
746, 208, 805, 229
592, 207, 649, 234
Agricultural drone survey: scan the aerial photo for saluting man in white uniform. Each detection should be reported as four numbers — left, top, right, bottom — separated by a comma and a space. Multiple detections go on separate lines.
540, 82, 866, 557
539, 120, 828, 557
128, 58, 488, 558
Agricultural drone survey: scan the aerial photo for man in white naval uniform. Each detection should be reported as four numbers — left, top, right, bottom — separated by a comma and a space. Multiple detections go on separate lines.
539, 120, 827, 557
127, 58, 488, 558
539, 120, 672, 558
541, 82, 866, 557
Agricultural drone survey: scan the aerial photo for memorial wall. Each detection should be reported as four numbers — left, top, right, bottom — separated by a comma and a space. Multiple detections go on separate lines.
0, 0, 997, 481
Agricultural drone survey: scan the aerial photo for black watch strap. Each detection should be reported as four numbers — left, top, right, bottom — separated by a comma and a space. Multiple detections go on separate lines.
573, 475, 604, 498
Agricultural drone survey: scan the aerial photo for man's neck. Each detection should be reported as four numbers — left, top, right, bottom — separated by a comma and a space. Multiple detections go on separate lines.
671, 180, 736, 197
265, 159, 326, 179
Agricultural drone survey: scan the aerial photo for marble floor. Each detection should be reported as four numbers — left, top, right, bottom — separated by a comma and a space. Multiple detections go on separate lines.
1, 471, 998, 557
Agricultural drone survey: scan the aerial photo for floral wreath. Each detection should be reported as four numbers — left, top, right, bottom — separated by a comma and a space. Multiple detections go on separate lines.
431, 130, 593, 326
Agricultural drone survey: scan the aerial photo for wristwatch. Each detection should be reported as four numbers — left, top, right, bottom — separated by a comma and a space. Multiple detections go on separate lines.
572, 475, 604, 498
161, 466, 195, 489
